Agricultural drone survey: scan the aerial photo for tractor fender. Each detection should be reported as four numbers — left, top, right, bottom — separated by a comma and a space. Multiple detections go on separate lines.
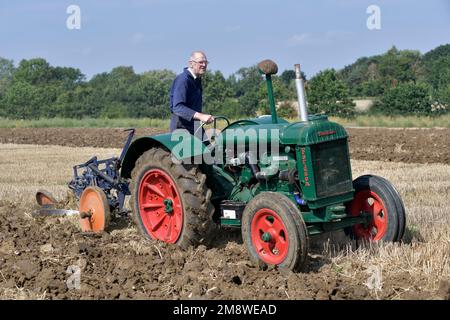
120, 132, 209, 179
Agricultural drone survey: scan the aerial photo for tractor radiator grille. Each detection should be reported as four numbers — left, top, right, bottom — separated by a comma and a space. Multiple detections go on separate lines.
311, 139, 353, 198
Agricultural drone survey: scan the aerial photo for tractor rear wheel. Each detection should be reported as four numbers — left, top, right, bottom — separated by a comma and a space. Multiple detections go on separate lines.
241, 192, 309, 272
130, 148, 215, 249
345, 175, 406, 242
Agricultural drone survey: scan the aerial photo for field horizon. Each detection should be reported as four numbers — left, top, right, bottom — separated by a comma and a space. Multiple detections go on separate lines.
0, 114, 449, 129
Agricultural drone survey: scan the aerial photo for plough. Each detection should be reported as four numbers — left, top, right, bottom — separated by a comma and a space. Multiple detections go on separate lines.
34, 129, 135, 232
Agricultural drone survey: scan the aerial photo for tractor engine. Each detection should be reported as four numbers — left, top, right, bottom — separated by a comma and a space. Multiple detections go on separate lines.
213, 114, 354, 227
204, 60, 360, 238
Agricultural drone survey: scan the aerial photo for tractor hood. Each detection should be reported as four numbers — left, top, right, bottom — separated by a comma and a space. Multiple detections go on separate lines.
279, 115, 348, 145
222, 114, 348, 146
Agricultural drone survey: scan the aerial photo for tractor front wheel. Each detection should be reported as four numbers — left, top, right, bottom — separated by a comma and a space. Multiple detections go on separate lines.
346, 175, 406, 242
130, 148, 215, 249
241, 192, 309, 272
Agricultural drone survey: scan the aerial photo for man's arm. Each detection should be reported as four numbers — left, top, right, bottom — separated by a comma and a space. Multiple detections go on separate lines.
171, 78, 196, 121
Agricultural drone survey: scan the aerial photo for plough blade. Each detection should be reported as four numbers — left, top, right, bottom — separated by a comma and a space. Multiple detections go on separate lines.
34, 189, 79, 217
32, 208, 80, 217
36, 189, 58, 206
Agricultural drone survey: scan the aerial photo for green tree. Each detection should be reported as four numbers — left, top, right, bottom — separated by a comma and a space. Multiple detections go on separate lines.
127, 69, 175, 118
360, 80, 384, 97
280, 70, 295, 86
103, 66, 139, 104
338, 56, 380, 95
231, 66, 263, 116
101, 101, 128, 118
1, 58, 86, 119
215, 98, 245, 118
307, 69, 355, 117
202, 70, 233, 115
277, 101, 298, 118
338, 46, 422, 97
0, 58, 14, 95
55, 85, 100, 118
0, 58, 15, 117
52, 66, 85, 89
374, 82, 433, 115
2, 82, 61, 119
422, 44, 450, 91
280, 69, 307, 85
378, 47, 421, 84
13, 58, 54, 85
258, 75, 296, 115
84, 66, 140, 118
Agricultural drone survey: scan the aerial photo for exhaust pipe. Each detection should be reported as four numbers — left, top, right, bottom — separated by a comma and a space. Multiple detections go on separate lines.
294, 64, 309, 121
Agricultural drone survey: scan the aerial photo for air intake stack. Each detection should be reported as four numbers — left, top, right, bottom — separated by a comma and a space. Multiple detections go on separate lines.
257, 59, 279, 124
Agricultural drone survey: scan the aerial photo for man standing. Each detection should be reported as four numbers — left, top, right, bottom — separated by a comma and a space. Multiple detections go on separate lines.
169, 51, 214, 136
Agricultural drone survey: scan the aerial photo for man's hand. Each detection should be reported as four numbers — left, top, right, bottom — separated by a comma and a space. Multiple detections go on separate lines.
194, 112, 215, 124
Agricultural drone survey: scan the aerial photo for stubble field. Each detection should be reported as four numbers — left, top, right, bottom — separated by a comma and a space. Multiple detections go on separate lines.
0, 127, 449, 300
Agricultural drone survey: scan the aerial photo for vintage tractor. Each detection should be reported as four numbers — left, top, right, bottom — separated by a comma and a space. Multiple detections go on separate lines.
36, 59, 406, 272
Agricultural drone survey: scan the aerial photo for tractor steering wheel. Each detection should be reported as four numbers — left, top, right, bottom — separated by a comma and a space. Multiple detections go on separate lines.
195, 116, 230, 148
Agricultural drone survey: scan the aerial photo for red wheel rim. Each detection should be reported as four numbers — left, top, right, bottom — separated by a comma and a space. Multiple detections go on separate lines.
349, 190, 388, 241
251, 208, 289, 265
138, 169, 183, 243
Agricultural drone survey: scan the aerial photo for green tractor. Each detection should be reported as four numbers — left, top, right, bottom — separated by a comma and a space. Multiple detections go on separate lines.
118, 59, 406, 271
78, 59, 406, 272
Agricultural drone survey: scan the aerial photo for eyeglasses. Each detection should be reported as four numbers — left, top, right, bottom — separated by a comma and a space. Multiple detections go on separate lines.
191, 60, 209, 65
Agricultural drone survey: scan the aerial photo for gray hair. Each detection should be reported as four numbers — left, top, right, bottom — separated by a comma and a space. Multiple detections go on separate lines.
189, 51, 207, 62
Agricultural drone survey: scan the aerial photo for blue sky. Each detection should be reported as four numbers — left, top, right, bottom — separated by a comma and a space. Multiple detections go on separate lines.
0, 0, 449, 79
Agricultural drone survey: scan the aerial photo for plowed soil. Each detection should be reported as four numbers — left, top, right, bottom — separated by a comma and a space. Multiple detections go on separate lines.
2, 201, 446, 300
0, 127, 449, 164
0, 127, 449, 300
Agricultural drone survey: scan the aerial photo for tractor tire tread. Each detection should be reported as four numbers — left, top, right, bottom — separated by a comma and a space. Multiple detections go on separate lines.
345, 174, 405, 242
130, 148, 215, 249
242, 192, 309, 272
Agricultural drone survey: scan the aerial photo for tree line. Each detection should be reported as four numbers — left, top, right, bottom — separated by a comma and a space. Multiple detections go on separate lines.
337, 44, 450, 116
0, 44, 448, 120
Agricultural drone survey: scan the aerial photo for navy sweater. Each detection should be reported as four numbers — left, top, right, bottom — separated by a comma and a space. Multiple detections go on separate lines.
169, 68, 203, 135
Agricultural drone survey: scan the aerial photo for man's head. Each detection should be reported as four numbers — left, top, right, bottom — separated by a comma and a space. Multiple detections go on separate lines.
188, 51, 208, 77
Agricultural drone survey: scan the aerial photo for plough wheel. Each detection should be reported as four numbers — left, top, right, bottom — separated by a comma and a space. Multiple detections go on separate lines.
79, 186, 111, 232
